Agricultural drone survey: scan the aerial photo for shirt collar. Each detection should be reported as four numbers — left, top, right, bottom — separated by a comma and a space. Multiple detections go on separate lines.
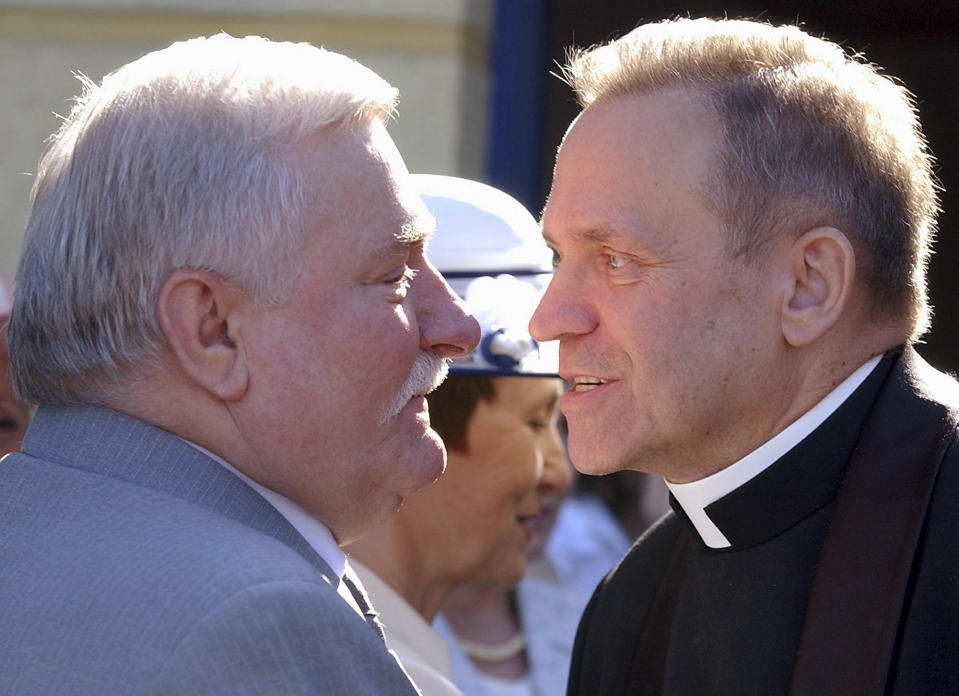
666, 355, 882, 549
177, 439, 347, 579
350, 559, 454, 679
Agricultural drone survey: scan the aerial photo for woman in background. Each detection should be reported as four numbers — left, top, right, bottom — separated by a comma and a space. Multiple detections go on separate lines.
346, 175, 570, 696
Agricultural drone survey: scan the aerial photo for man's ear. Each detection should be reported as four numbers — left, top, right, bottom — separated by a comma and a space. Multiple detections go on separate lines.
158, 270, 249, 401
781, 227, 856, 347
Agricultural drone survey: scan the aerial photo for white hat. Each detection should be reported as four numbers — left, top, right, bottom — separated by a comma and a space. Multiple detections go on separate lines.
414, 174, 558, 377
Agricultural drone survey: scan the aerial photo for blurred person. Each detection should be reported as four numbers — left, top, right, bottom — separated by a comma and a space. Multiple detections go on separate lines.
543, 470, 668, 599
0, 34, 478, 693
0, 279, 31, 456
530, 16, 959, 695
434, 437, 584, 696
347, 175, 571, 696
437, 523, 585, 696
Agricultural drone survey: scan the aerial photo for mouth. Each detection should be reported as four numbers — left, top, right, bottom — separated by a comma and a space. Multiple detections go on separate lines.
516, 516, 535, 542
517, 503, 543, 530
568, 375, 607, 392
521, 508, 554, 537
392, 395, 431, 429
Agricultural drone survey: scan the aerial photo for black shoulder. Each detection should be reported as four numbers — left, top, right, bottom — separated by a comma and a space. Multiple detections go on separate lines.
601, 510, 685, 589
568, 510, 689, 695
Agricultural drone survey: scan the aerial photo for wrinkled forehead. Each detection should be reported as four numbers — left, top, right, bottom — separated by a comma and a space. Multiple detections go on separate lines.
295, 122, 436, 260
545, 90, 721, 227
365, 122, 437, 244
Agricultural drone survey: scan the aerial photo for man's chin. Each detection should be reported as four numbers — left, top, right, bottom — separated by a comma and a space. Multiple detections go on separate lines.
383, 429, 446, 503
417, 428, 448, 484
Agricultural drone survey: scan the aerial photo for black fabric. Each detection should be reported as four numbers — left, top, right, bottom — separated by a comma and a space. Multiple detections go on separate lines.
567, 348, 959, 696
625, 532, 694, 695
791, 352, 959, 695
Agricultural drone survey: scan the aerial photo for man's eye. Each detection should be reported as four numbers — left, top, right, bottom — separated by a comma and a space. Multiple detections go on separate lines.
387, 267, 418, 293
607, 253, 629, 269
550, 247, 561, 268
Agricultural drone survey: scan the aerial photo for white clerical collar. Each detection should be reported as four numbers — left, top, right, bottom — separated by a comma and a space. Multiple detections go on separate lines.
666, 355, 882, 549
177, 439, 347, 580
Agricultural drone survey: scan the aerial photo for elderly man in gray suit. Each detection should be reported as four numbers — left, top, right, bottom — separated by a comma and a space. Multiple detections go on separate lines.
0, 34, 479, 694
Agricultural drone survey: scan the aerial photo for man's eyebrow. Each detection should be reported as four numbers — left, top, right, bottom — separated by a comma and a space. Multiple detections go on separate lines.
542, 223, 625, 247
541, 227, 557, 248
580, 224, 626, 244
396, 210, 435, 246
369, 212, 435, 263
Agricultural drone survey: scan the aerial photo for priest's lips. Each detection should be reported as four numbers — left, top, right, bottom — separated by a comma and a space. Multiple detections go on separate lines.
560, 372, 614, 408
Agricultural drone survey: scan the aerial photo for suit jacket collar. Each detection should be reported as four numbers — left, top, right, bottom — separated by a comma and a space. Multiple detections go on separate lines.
21, 403, 338, 584
670, 348, 899, 550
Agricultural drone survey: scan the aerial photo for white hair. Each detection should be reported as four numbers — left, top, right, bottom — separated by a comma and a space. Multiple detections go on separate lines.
10, 34, 398, 404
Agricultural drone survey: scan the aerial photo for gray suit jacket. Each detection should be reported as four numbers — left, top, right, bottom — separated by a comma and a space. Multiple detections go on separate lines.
0, 404, 420, 695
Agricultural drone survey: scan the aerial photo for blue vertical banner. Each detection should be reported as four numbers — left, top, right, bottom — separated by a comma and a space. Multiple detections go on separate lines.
485, 0, 549, 213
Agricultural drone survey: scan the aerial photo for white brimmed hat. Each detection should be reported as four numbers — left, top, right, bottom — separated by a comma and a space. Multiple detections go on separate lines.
414, 174, 558, 377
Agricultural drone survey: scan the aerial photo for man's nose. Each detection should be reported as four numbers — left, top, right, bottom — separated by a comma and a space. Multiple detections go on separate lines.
415, 257, 480, 358
529, 269, 595, 342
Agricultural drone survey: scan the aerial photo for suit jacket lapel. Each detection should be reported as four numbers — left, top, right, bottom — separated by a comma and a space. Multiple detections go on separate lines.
790, 347, 959, 695
342, 563, 389, 643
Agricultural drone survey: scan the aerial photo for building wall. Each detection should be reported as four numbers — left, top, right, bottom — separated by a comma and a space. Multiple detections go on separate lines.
0, 0, 493, 280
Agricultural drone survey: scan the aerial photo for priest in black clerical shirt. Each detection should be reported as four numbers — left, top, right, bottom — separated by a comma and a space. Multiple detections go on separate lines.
529, 16, 959, 696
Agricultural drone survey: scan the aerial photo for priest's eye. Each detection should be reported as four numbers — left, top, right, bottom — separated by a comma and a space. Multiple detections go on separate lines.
607, 253, 629, 269
550, 247, 561, 268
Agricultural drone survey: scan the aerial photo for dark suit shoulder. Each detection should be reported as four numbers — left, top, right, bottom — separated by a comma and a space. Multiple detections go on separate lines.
892, 415, 959, 694
601, 510, 684, 592
568, 511, 687, 695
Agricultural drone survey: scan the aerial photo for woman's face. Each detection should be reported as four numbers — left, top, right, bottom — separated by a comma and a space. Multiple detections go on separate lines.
406, 376, 568, 586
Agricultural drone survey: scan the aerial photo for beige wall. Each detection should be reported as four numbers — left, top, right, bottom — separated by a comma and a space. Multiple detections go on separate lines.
0, 0, 492, 280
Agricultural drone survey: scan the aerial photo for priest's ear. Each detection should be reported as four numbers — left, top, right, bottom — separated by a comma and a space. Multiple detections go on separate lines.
780, 227, 856, 347
158, 269, 249, 401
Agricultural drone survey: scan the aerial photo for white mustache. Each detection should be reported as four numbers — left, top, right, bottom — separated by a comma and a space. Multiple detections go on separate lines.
380, 352, 451, 424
